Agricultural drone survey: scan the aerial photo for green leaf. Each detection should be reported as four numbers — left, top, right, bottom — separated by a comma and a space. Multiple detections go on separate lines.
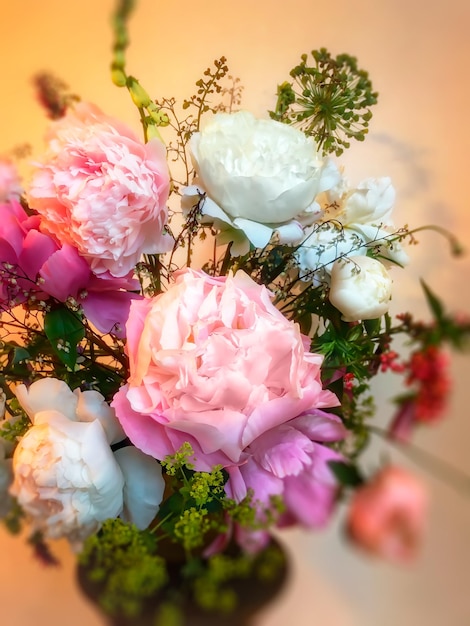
420, 279, 445, 323
11, 346, 30, 365
44, 307, 85, 370
328, 460, 364, 487
364, 317, 382, 337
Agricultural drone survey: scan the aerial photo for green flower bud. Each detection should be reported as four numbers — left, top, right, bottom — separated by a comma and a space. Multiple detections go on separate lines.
111, 68, 127, 87
128, 79, 151, 108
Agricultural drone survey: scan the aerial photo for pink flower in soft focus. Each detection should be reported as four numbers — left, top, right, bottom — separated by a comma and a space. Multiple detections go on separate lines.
346, 465, 428, 563
0, 160, 22, 202
112, 269, 339, 471
27, 102, 172, 278
0, 199, 139, 337
226, 410, 346, 528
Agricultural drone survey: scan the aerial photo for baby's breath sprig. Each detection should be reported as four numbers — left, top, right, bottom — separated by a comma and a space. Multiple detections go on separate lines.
270, 48, 378, 156
154, 58, 239, 191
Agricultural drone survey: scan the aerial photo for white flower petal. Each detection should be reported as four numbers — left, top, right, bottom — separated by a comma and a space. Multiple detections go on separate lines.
233, 217, 273, 249
74, 388, 125, 444
15, 379, 78, 424
114, 446, 165, 530
275, 221, 304, 244
329, 255, 393, 321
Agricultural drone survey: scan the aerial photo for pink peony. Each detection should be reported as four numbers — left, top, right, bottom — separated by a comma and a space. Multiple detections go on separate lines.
112, 269, 339, 471
346, 465, 428, 563
27, 102, 172, 278
0, 199, 139, 337
0, 159, 22, 202
225, 410, 346, 528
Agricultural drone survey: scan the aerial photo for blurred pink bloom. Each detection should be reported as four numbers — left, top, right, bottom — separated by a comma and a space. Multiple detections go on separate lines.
0, 199, 139, 337
226, 410, 346, 529
346, 465, 428, 563
27, 102, 172, 278
112, 268, 339, 471
0, 160, 22, 202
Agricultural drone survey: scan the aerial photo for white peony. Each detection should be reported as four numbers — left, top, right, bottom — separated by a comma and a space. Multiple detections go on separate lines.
329, 255, 393, 322
295, 174, 408, 283
10, 378, 164, 548
329, 177, 396, 226
186, 111, 338, 254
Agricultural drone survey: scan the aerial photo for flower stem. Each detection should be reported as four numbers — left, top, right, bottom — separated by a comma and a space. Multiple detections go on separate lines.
369, 425, 470, 497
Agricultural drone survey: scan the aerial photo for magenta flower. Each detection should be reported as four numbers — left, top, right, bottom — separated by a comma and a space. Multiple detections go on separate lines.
226, 410, 346, 528
0, 199, 139, 337
27, 102, 172, 278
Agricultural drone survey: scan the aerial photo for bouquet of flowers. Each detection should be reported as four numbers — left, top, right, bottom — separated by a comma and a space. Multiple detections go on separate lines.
1, 1, 469, 624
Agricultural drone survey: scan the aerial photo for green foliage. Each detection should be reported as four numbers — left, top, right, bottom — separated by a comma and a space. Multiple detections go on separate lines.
191, 541, 286, 613
154, 602, 184, 626
79, 518, 167, 617
173, 507, 212, 551
44, 306, 85, 370
111, 0, 168, 141
0, 414, 31, 443
1, 499, 25, 534
160, 442, 195, 475
270, 48, 378, 155
328, 460, 364, 487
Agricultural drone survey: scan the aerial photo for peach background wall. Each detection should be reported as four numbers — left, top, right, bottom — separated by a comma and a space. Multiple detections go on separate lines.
1, 1, 470, 625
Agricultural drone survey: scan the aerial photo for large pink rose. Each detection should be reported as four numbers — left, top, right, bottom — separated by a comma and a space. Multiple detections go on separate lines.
112, 269, 339, 470
0, 199, 139, 337
27, 102, 172, 278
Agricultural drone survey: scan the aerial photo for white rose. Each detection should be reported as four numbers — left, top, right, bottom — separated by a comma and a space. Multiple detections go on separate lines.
323, 175, 408, 268
329, 177, 396, 226
11, 378, 164, 548
186, 111, 338, 254
329, 255, 393, 322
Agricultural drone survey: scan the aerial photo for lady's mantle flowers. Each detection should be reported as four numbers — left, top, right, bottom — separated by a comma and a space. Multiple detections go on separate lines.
27, 102, 172, 278
10, 379, 165, 547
